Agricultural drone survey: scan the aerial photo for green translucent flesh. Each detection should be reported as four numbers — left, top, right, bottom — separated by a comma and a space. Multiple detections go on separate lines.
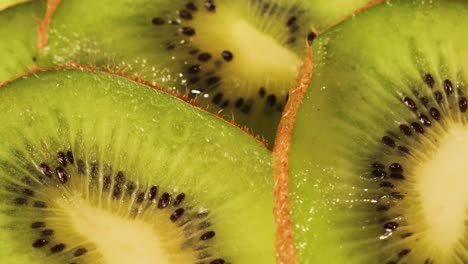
0, 70, 274, 263
288, 1, 468, 263
305, 0, 371, 32
0, 0, 44, 82
37, 0, 316, 145
0, 0, 31, 11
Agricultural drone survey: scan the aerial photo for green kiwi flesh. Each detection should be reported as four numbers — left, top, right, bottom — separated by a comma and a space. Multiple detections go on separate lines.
0, 69, 274, 263
36, 0, 317, 144
0, 0, 32, 11
0, 0, 44, 83
286, 1, 468, 263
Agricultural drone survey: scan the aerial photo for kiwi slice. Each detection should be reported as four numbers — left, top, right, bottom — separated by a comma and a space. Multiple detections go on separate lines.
0, 0, 44, 82
0, 0, 31, 11
0, 69, 274, 263
305, 0, 375, 32
277, 1, 468, 263
36, 0, 316, 144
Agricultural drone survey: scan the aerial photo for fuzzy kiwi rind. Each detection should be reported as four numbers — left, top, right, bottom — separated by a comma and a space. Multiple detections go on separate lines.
0, 68, 274, 263
281, 0, 468, 263
0, 0, 45, 83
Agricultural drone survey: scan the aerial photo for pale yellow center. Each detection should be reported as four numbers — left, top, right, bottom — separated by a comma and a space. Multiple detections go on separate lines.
54, 197, 195, 263
416, 125, 468, 250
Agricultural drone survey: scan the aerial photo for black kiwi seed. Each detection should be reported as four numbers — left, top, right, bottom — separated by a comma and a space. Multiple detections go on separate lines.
210, 259, 225, 264
73, 247, 88, 257
443, 79, 453, 96
397, 146, 410, 154
212, 93, 223, 104
188, 64, 201, 74
39, 163, 52, 177
33, 201, 47, 208
379, 182, 394, 188
32, 239, 48, 248
399, 124, 412, 136
66, 150, 74, 164
221, 51, 233, 62
423, 73, 435, 88
390, 173, 405, 180
151, 17, 165, 25
170, 208, 185, 222
103, 176, 111, 191
181, 27, 196, 36
391, 192, 405, 200
23, 188, 34, 196
14, 197, 27, 205
286, 16, 297, 27
411, 122, 424, 134
266, 95, 277, 107
136, 192, 145, 203
56, 167, 68, 183
286, 37, 296, 44
206, 76, 221, 86
398, 249, 411, 258
434, 91, 443, 103
50, 243, 66, 253
204, 0, 216, 12
57, 152, 67, 166
158, 192, 171, 208
429, 107, 440, 120
41, 229, 54, 236
384, 222, 399, 231
459, 97, 467, 112
403, 97, 417, 111
389, 163, 403, 173
307, 32, 317, 42
148, 186, 158, 200
235, 98, 244, 108
220, 100, 229, 108
258, 87, 266, 98
179, 10, 193, 20
372, 169, 386, 178
420, 97, 429, 106
381, 136, 396, 148
376, 205, 390, 211
200, 231, 215, 240
77, 160, 86, 175
372, 162, 384, 169
166, 43, 176, 51
198, 52, 212, 61
173, 193, 186, 206
186, 2, 197, 11
90, 162, 99, 177
418, 114, 431, 126
31, 222, 45, 229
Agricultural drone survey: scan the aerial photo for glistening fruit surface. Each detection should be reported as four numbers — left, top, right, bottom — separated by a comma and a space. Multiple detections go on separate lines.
37, 0, 315, 144
0, 69, 274, 263
282, 1, 468, 263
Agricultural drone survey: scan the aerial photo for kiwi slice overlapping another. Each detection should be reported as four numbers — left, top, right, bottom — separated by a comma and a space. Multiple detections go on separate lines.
0, 0, 45, 83
36, 0, 315, 144
0, 69, 274, 263
278, 0, 468, 263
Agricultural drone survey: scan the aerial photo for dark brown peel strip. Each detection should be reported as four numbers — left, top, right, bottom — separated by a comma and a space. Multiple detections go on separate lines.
38, 0, 61, 51
273, 48, 312, 264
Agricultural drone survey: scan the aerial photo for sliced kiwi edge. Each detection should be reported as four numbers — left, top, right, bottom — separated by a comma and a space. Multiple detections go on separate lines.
272, 48, 312, 264
272, 1, 386, 262
2, 64, 271, 150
